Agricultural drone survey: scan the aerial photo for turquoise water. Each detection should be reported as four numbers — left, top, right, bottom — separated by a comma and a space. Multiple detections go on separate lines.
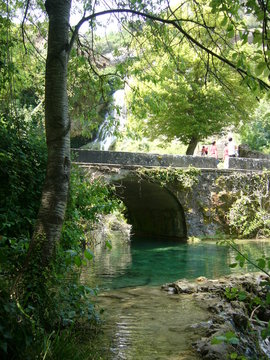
84, 237, 270, 290
82, 237, 270, 359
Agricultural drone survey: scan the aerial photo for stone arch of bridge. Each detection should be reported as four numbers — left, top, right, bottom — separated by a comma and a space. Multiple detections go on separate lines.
114, 178, 187, 240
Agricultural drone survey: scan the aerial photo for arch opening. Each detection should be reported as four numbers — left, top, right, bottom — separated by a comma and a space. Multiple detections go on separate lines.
114, 179, 187, 241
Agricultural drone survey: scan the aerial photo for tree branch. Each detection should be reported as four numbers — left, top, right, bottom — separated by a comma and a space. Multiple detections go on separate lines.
21, 0, 31, 54
68, 8, 270, 91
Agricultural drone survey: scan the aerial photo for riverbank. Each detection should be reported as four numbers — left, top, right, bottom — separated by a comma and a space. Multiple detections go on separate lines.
162, 273, 270, 359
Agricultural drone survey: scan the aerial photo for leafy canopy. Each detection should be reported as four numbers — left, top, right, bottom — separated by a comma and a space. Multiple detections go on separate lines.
125, 16, 257, 146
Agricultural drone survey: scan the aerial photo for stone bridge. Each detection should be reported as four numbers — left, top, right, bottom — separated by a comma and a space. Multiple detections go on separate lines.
72, 149, 270, 240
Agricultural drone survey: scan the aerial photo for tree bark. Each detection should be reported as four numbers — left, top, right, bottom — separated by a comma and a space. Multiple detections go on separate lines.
185, 136, 198, 155
25, 0, 72, 269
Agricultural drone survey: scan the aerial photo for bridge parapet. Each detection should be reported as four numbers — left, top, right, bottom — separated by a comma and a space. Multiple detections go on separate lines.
229, 157, 270, 170
72, 149, 217, 168
72, 149, 270, 170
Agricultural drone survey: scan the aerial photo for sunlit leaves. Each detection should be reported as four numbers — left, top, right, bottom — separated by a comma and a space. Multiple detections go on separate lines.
209, 0, 270, 87
126, 19, 256, 148
240, 97, 270, 152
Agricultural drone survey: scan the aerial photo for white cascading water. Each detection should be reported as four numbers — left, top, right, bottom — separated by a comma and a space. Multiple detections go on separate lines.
94, 89, 126, 150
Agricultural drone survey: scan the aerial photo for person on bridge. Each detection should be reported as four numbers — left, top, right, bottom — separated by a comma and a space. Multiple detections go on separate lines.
201, 145, 208, 156
228, 137, 237, 157
223, 142, 229, 168
210, 141, 218, 161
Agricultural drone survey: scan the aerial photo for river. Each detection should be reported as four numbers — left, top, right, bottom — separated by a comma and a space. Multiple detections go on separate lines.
82, 236, 270, 359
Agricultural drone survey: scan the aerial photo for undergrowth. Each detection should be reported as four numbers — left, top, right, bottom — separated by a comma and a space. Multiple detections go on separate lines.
0, 113, 123, 359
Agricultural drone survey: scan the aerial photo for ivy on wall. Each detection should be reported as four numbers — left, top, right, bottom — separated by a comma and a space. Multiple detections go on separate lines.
136, 166, 201, 189
214, 171, 270, 238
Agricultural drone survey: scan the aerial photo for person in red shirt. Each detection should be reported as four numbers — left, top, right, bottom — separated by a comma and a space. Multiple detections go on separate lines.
201, 145, 208, 156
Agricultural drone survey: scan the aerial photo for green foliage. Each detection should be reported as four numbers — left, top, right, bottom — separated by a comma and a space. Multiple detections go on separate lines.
136, 166, 200, 188
216, 172, 270, 238
0, 140, 123, 358
68, 30, 129, 140
224, 287, 247, 301
261, 321, 270, 340
0, 109, 47, 358
0, 111, 47, 239
229, 196, 270, 238
95, 30, 131, 55
219, 239, 270, 348
0, 17, 45, 114
229, 353, 247, 360
211, 331, 240, 345
62, 166, 123, 251
68, 48, 112, 139
124, 4, 257, 151
210, 0, 270, 91
240, 97, 270, 153
115, 137, 187, 155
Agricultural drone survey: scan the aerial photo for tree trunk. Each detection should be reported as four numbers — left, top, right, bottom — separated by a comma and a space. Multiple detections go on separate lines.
185, 136, 198, 155
25, 0, 72, 270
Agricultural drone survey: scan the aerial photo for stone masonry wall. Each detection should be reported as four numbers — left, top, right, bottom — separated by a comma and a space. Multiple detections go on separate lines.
79, 164, 270, 238
229, 157, 270, 170
73, 149, 270, 171
73, 149, 217, 168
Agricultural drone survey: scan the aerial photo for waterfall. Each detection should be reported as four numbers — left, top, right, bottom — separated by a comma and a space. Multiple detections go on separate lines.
94, 89, 126, 151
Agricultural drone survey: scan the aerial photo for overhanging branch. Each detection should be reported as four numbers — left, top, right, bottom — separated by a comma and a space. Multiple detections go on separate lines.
69, 8, 270, 91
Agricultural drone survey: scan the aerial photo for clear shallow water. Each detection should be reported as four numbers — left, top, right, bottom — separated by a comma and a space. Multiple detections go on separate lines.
96, 287, 208, 360
82, 237, 270, 359
83, 237, 270, 290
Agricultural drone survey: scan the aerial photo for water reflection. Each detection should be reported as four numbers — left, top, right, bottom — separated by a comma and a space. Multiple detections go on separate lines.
90, 232, 132, 280
82, 237, 270, 359
83, 236, 270, 290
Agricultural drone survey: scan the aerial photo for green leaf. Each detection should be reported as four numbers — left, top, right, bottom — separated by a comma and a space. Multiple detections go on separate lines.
220, 16, 228, 27
105, 240, 112, 250
228, 337, 240, 345
255, 62, 267, 76
212, 336, 226, 344
261, 323, 270, 340
241, 33, 248, 44
74, 255, 81, 267
84, 249, 94, 261
253, 30, 262, 45
257, 258, 266, 269
238, 291, 247, 301
239, 259, 245, 267
228, 29, 235, 38
263, 67, 270, 78
229, 263, 238, 268
253, 296, 262, 306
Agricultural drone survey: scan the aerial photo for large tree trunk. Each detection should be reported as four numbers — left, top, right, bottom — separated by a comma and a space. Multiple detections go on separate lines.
185, 136, 198, 155
25, 0, 72, 270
